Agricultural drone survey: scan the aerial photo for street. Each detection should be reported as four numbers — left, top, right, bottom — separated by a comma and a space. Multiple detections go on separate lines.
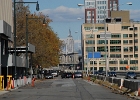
0, 76, 132, 100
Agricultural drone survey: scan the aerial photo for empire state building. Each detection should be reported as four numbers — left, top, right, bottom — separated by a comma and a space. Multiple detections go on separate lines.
65, 29, 74, 54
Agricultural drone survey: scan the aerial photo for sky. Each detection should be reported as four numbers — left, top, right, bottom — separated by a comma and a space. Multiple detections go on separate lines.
23, 0, 140, 42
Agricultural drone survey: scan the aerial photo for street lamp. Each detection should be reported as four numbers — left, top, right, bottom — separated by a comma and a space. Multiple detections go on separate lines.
26, 15, 46, 78
13, 0, 39, 79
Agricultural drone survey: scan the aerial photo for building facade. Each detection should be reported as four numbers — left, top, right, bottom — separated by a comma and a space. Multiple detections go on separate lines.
0, 0, 35, 81
82, 14, 140, 71
84, 0, 118, 23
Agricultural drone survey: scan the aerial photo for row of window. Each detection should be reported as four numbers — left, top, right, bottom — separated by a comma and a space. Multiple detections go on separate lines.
87, 60, 138, 65
84, 26, 138, 31
86, 46, 138, 52
87, 67, 138, 71
85, 39, 138, 44
85, 67, 138, 71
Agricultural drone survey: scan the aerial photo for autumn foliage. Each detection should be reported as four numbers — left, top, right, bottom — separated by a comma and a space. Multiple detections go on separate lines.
15, 0, 62, 68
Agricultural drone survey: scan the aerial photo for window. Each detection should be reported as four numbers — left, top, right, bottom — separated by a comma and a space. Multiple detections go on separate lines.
86, 47, 95, 52
134, 46, 138, 51
120, 60, 128, 64
90, 61, 93, 65
110, 40, 121, 44
120, 67, 126, 70
99, 61, 105, 64
97, 35, 100, 38
134, 54, 138, 58
109, 61, 117, 64
129, 47, 133, 52
129, 34, 133, 37
134, 27, 138, 30
130, 55, 133, 58
134, 39, 138, 43
111, 34, 121, 38
97, 40, 108, 44
124, 47, 128, 52
130, 60, 138, 64
122, 26, 130, 29
86, 34, 94, 38
94, 61, 97, 64
123, 40, 128, 44
129, 40, 133, 43
110, 46, 121, 52
134, 34, 138, 37
97, 46, 106, 52
124, 55, 128, 58
85, 40, 95, 44
123, 34, 128, 38
110, 54, 121, 58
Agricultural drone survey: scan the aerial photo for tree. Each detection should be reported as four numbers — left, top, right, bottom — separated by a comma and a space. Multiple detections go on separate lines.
14, 0, 62, 68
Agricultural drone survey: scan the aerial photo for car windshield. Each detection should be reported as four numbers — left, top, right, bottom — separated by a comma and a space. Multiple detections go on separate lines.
111, 72, 116, 74
45, 73, 52, 75
128, 72, 135, 74
75, 72, 82, 74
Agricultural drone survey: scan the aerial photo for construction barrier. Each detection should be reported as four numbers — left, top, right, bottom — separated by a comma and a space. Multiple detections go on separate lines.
6, 75, 12, 90
0, 76, 4, 90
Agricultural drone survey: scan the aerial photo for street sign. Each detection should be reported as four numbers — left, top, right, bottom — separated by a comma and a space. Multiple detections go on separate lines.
88, 52, 101, 58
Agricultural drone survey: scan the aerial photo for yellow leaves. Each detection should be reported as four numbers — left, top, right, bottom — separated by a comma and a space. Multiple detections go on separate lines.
15, 3, 62, 68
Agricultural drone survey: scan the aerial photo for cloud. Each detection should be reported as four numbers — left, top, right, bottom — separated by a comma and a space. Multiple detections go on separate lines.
41, 6, 84, 22
130, 10, 140, 21
41, 6, 140, 23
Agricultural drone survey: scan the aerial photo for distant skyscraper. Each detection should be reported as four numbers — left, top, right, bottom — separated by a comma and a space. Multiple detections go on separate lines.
84, 0, 119, 23
65, 29, 74, 54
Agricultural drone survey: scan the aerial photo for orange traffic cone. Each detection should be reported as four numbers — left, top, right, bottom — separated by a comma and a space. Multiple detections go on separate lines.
88, 76, 90, 82
6, 81, 9, 90
73, 74, 74, 79
31, 78, 35, 87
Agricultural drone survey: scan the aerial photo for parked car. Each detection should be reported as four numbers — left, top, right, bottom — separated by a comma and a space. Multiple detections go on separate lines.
51, 70, 58, 77
98, 70, 105, 75
44, 73, 53, 79
61, 72, 73, 78
74, 72, 83, 78
107, 71, 117, 77
61, 72, 67, 79
125, 71, 137, 79
66, 72, 73, 78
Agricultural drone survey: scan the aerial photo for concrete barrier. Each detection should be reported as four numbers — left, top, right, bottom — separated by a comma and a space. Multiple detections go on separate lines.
14, 77, 31, 88
95, 75, 140, 92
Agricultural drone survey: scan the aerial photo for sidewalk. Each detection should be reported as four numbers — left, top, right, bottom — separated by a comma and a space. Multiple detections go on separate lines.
0, 79, 43, 96
0, 91, 9, 95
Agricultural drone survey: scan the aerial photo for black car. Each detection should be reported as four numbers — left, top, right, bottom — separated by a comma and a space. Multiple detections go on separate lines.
107, 71, 117, 77
125, 71, 137, 79
98, 70, 105, 75
61, 72, 73, 78
44, 73, 53, 79
74, 72, 83, 78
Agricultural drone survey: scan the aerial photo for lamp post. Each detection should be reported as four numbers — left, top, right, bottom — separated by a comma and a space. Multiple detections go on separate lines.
26, 15, 46, 78
13, 0, 39, 79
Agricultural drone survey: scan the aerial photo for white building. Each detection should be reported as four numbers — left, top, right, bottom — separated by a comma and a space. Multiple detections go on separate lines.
84, 0, 119, 23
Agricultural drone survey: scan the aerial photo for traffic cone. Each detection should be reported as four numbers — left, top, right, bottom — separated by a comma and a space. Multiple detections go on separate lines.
6, 81, 9, 90
73, 74, 74, 79
31, 78, 35, 87
88, 76, 90, 82
11, 80, 14, 89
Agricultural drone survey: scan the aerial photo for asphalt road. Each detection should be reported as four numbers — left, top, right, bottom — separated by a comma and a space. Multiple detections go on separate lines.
0, 76, 133, 100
